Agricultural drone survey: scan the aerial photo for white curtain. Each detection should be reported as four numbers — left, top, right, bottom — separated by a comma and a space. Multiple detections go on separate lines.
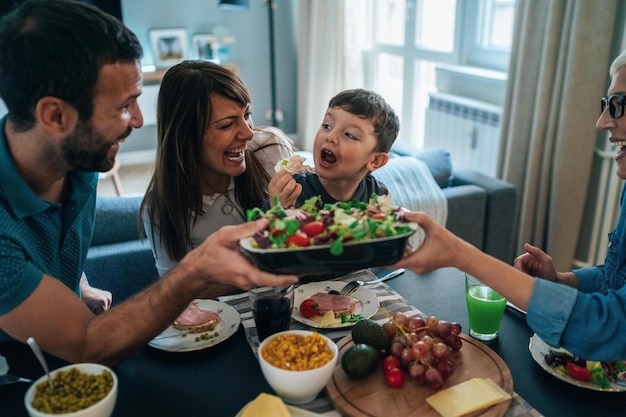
499, 0, 623, 270
296, 0, 365, 151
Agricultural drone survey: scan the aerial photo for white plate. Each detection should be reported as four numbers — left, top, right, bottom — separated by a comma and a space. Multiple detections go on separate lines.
149, 299, 240, 353
293, 281, 379, 328
528, 333, 626, 392
236, 400, 323, 417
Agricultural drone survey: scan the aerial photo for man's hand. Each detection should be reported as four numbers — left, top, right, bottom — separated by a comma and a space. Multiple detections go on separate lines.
80, 274, 112, 314
180, 218, 299, 290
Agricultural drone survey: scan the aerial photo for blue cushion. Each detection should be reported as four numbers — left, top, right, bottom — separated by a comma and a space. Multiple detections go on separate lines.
390, 141, 452, 188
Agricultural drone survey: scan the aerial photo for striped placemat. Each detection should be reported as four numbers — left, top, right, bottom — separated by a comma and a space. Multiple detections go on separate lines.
219, 270, 543, 417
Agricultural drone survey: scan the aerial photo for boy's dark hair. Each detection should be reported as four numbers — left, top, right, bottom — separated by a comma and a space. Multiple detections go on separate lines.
328, 88, 400, 153
0, 0, 143, 131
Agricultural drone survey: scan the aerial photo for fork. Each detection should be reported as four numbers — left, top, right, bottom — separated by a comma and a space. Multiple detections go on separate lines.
0, 374, 32, 385
339, 280, 362, 296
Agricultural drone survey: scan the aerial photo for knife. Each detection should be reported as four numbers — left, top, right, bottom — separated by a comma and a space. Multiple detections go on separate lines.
506, 301, 527, 315
152, 330, 194, 340
368, 268, 406, 284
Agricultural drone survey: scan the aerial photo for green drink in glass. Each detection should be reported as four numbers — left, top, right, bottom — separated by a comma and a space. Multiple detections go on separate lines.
465, 274, 507, 341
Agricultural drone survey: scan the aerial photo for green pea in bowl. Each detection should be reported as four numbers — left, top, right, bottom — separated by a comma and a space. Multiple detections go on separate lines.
24, 363, 118, 417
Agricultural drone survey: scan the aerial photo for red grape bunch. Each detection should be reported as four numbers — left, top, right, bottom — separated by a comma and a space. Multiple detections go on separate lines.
382, 312, 463, 390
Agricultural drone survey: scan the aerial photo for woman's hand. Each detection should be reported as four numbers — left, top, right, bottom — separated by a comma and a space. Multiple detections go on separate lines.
390, 212, 466, 273
513, 243, 558, 281
268, 169, 302, 208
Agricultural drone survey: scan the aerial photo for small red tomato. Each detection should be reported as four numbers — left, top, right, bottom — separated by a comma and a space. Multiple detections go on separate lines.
300, 221, 325, 237
566, 362, 592, 381
383, 356, 401, 373
299, 299, 318, 319
270, 228, 285, 237
385, 368, 405, 388
370, 213, 387, 220
286, 231, 310, 247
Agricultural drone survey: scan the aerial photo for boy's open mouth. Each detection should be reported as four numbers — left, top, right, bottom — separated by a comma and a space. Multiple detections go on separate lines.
320, 149, 337, 165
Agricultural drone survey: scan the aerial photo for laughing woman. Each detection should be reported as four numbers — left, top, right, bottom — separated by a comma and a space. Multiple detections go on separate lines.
140, 61, 294, 288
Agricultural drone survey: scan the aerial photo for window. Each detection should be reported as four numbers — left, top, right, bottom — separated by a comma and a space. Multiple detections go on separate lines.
363, 0, 516, 147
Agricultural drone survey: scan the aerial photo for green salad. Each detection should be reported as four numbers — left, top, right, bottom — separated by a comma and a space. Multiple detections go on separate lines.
246, 194, 414, 256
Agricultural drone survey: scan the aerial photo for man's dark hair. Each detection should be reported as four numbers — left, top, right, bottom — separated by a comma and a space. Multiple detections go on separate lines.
0, 0, 142, 130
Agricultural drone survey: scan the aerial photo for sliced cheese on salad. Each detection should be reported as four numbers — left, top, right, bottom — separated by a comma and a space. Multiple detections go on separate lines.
425, 377, 511, 417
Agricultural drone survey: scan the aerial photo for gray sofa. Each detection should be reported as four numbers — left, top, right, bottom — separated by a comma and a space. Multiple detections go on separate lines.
85, 142, 517, 305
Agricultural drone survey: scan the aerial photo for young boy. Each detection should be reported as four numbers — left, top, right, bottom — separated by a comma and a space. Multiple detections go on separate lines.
266, 88, 400, 208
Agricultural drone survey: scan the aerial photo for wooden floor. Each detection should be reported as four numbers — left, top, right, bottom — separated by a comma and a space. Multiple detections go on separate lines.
97, 162, 154, 197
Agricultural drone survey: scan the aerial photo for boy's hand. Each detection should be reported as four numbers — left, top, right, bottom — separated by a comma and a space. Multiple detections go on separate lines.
268, 169, 302, 207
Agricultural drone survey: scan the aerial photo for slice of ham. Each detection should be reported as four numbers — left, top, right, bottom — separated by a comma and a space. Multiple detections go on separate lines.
173, 304, 220, 333
308, 292, 360, 318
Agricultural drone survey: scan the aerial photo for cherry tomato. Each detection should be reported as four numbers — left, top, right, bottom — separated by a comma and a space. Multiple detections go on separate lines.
299, 299, 318, 319
385, 368, 405, 388
566, 362, 592, 381
270, 228, 285, 237
300, 221, 325, 237
286, 231, 310, 247
370, 213, 387, 220
383, 356, 401, 373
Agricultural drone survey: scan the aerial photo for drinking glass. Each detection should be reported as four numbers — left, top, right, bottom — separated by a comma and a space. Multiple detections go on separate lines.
465, 274, 507, 341
249, 285, 294, 342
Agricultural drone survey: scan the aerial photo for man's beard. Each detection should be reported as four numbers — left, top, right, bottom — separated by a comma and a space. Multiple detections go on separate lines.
61, 120, 118, 172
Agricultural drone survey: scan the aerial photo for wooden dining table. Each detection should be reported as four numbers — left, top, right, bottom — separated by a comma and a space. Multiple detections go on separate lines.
3, 267, 626, 416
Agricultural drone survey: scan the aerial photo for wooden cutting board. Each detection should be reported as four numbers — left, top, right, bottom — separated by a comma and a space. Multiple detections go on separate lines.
325, 334, 513, 417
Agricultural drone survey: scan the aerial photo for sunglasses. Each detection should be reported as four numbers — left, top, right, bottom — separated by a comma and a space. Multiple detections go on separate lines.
601, 93, 626, 119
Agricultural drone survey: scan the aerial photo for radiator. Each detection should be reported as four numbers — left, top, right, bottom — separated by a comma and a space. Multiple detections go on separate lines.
424, 92, 502, 177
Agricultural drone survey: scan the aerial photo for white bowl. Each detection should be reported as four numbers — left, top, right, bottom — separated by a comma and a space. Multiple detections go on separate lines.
24, 363, 118, 417
258, 330, 338, 405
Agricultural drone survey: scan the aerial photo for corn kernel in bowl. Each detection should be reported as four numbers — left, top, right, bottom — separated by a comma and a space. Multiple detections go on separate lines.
258, 330, 338, 405
261, 332, 334, 371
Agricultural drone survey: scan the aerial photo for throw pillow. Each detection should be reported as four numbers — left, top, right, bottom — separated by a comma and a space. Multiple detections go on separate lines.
389, 140, 452, 188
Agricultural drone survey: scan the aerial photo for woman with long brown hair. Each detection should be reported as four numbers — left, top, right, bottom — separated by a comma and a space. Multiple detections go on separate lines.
140, 60, 294, 283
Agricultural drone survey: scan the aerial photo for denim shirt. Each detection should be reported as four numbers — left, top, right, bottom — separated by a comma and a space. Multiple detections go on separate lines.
527, 183, 626, 360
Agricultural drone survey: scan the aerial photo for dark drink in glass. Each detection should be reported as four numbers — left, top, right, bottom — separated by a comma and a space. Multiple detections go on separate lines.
253, 296, 291, 341
249, 285, 294, 342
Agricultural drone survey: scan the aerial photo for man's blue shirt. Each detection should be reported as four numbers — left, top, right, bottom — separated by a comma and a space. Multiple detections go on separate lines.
0, 116, 98, 342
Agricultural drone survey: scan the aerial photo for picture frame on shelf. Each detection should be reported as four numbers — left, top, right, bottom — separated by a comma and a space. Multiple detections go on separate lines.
192, 33, 220, 63
149, 28, 188, 68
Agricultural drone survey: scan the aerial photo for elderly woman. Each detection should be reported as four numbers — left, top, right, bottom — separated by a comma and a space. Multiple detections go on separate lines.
394, 49, 626, 361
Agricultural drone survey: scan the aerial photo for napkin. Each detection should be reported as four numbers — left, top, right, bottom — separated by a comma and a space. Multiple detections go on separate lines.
426, 377, 511, 417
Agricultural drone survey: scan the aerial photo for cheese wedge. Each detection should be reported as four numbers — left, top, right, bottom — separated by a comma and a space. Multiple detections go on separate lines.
319, 310, 340, 327
240, 393, 290, 417
425, 378, 511, 417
